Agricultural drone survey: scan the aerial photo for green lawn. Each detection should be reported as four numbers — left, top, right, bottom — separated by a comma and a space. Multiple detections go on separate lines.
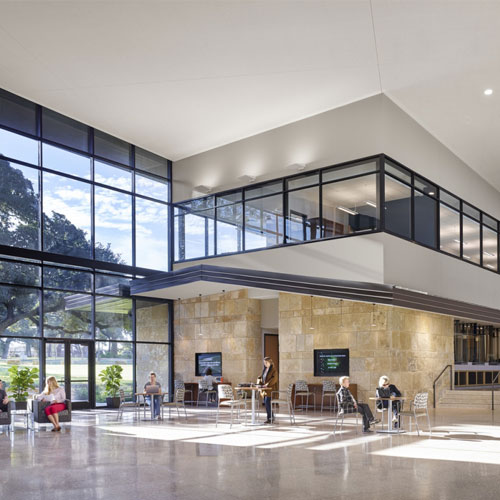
1, 357, 133, 402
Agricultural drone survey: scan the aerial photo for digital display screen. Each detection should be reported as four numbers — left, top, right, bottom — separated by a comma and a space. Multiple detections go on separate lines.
195, 352, 222, 377
314, 349, 349, 377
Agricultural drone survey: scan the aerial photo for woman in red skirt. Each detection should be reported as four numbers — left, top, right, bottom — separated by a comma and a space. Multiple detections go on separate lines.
35, 376, 67, 432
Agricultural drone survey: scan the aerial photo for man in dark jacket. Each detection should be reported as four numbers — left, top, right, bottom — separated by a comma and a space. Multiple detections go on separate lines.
337, 376, 379, 432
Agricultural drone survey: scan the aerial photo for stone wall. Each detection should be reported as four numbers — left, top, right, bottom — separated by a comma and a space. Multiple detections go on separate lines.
279, 293, 454, 403
174, 289, 262, 385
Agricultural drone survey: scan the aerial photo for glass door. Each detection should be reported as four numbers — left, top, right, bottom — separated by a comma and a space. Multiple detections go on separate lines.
44, 340, 94, 409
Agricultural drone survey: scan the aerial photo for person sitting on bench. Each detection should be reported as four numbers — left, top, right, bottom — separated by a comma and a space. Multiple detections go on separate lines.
337, 376, 380, 433
0, 379, 9, 413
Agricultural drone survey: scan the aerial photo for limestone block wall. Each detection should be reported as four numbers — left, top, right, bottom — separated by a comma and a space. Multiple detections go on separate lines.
279, 293, 454, 403
174, 289, 262, 385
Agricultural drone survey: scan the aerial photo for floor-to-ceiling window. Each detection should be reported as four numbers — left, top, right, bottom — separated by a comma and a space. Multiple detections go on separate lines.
0, 88, 172, 406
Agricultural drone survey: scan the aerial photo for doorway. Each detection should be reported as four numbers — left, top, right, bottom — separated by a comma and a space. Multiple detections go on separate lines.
44, 340, 95, 409
264, 333, 279, 378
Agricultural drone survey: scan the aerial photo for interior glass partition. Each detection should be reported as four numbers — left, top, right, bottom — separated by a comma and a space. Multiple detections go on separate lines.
173, 154, 500, 277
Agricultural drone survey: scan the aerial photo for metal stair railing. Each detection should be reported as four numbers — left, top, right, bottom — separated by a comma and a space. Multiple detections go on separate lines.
433, 364, 453, 409
492, 372, 499, 411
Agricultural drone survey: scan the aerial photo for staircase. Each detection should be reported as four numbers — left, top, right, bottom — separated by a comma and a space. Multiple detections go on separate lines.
438, 389, 500, 409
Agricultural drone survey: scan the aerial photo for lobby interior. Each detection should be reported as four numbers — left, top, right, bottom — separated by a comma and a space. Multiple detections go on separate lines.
2, 2, 500, 500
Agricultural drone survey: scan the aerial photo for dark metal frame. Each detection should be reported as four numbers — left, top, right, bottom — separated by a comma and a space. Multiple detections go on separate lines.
0, 88, 174, 409
173, 153, 500, 278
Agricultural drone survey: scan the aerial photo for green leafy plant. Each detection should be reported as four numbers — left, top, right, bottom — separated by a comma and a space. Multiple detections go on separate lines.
98, 364, 123, 397
7, 366, 39, 402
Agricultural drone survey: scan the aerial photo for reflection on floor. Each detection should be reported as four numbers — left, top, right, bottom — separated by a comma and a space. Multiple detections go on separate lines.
2, 407, 500, 500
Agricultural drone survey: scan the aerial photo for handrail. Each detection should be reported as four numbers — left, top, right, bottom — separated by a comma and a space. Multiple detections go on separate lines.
492, 372, 499, 411
433, 364, 453, 408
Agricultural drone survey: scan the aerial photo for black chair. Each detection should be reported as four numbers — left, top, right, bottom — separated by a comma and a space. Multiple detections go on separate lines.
0, 401, 12, 429
31, 399, 72, 424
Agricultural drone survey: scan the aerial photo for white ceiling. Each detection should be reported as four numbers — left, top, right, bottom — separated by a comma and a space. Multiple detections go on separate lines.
1, 1, 500, 189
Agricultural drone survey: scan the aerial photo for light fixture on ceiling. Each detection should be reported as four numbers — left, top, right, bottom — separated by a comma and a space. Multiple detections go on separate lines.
193, 185, 213, 195
428, 191, 435, 196
463, 255, 471, 260
338, 206, 358, 216
453, 239, 461, 244
238, 174, 257, 184
484, 88, 493, 96
286, 163, 307, 172
365, 201, 377, 208
484, 251, 496, 257
309, 295, 315, 330
486, 264, 495, 269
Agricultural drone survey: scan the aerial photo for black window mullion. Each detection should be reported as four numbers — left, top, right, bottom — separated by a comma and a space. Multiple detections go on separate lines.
480, 213, 484, 268
319, 170, 323, 239
379, 155, 385, 231
460, 201, 464, 260
283, 178, 288, 244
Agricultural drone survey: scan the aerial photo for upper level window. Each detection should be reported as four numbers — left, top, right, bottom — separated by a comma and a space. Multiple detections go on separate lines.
42, 143, 91, 179
95, 160, 132, 191
94, 129, 132, 166
42, 108, 89, 152
0, 89, 37, 136
0, 128, 38, 165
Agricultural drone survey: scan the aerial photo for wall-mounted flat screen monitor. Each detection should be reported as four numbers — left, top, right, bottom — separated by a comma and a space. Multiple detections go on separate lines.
314, 349, 349, 377
195, 352, 222, 377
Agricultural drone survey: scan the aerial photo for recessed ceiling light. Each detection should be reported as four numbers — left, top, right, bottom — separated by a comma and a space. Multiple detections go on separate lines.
337, 206, 358, 216
484, 88, 493, 96
484, 251, 496, 257
365, 201, 377, 208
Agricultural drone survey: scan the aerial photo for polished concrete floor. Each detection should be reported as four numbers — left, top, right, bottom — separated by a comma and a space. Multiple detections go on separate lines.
1, 406, 500, 500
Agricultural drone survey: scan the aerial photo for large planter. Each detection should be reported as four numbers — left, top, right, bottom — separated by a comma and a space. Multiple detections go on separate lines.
106, 397, 121, 409
12, 401, 28, 411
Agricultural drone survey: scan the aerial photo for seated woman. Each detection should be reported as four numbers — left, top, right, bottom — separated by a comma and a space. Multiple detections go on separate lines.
35, 376, 67, 432
376, 375, 402, 425
144, 371, 162, 419
202, 368, 217, 402
337, 376, 380, 433
0, 379, 9, 413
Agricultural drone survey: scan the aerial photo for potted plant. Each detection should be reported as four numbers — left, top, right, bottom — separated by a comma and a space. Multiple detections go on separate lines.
98, 364, 123, 408
7, 366, 39, 410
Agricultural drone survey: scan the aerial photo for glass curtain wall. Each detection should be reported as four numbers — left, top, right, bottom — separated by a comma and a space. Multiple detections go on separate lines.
0, 88, 172, 405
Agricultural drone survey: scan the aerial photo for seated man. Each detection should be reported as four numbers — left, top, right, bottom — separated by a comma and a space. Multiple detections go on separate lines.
337, 376, 379, 433
144, 372, 162, 419
0, 379, 8, 413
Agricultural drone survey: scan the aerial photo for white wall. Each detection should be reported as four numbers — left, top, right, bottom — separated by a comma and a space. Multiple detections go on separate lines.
174, 232, 500, 311
173, 93, 500, 219
261, 299, 279, 329
174, 235, 385, 284
367, 232, 500, 311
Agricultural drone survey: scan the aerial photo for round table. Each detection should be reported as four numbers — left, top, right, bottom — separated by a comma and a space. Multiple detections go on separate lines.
369, 397, 406, 434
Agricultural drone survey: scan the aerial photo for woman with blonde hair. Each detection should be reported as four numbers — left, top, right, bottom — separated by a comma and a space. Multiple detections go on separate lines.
35, 376, 67, 431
